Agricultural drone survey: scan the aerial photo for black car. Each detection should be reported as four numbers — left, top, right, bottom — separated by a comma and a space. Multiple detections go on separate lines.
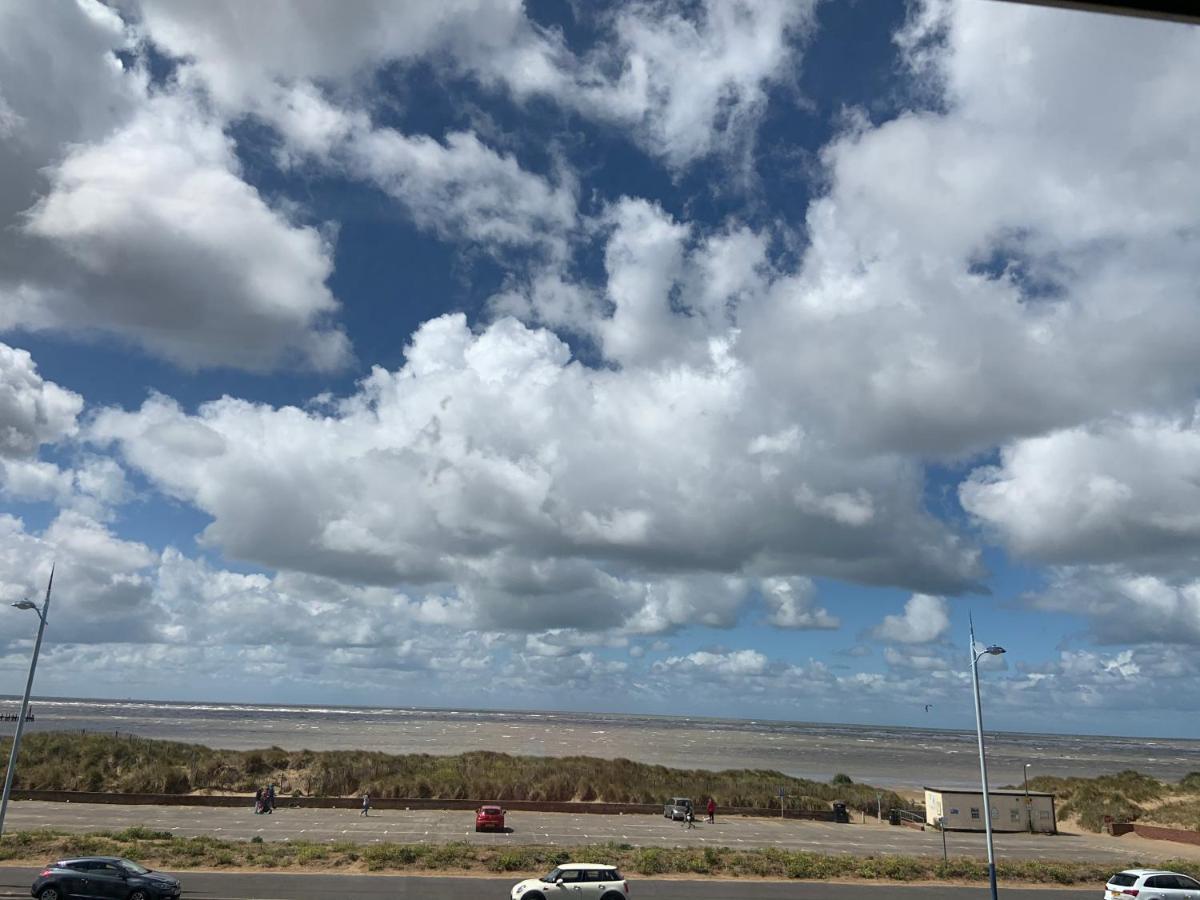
31, 857, 181, 900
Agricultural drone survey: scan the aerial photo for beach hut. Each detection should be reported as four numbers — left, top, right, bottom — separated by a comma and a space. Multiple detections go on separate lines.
923, 786, 1057, 833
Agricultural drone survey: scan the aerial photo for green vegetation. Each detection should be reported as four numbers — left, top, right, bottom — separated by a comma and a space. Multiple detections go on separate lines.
0, 731, 908, 814
0, 828, 1187, 883
1005, 769, 1200, 833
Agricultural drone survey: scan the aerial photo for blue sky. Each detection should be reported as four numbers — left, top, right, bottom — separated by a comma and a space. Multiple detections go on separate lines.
2, 0, 1200, 737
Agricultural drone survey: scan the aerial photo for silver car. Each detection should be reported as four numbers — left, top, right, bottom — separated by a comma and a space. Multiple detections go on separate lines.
1106, 869, 1200, 900
663, 797, 693, 820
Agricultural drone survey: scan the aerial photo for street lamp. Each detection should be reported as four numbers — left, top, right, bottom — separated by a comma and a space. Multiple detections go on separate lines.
969, 614, 1005, 900
0, 566, 54, 839
1024, 763, 1033, 833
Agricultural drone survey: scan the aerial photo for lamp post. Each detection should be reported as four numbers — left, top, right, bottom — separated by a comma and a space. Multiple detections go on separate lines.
1024, 763, 1033, 833
969, 615, 1005, 900
0, 566, 53, 839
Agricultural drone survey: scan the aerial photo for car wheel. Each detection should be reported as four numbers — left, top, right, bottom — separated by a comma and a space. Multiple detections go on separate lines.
37, 888, 60, 900
128, 890, 149, 900
524, 893, 545, 900
601, 893, 625, 900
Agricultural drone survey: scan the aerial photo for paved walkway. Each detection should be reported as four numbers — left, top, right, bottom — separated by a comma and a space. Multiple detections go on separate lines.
4, 800, 1186, 863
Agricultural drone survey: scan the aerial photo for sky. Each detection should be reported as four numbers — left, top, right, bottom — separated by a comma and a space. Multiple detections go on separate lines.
1, 0, 1199, 737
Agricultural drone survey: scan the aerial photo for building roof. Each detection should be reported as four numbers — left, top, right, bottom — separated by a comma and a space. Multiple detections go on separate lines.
924, 787, 1056, 798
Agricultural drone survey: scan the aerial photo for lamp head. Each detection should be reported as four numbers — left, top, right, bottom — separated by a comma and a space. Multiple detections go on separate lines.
984, 645, 1006, 655
11, 599, 38, 611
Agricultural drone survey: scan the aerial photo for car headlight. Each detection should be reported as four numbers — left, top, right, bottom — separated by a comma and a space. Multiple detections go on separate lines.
515, 885, 526, 894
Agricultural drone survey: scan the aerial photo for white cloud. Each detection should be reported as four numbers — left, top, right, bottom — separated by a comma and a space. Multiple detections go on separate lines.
568, 0, 817, 168
733, 2, 1200, 458
134, 0, 812, 170
871, 594, 951, 644
89, 312, 982, 639
0, 512, 158, 644
0, 5, 349, 371
0, 343, 82, 457
15, 94, 348, 371
961, 413, 1200, 566
1030, 567, 1200, 646
760, 576, 838, 630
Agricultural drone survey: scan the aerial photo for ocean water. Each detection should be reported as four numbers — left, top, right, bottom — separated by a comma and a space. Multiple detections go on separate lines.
1, 696, 1191, 790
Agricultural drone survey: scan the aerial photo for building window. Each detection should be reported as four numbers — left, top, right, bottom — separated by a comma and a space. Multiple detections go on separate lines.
970, 808, 980, 820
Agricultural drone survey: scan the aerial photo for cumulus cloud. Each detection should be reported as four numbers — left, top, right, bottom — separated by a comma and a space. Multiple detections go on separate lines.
761, 577, 838, 629
1029, 567, 1200, 646
17, 95, 348, 371
0, 4, 348, 371
0, 343, 82, 457
0, 512, 159, 644
871, 594, 951, 644
734, 2, 1200, 457
134, 0, 812, 169
89, 312, 982, 637
962, 413, 1200, 567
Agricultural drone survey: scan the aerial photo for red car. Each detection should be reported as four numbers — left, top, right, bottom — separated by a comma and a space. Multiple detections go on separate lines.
475, 805, 506, 832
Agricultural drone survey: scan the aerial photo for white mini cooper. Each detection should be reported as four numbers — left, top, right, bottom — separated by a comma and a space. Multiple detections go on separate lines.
510, 863, 629, 900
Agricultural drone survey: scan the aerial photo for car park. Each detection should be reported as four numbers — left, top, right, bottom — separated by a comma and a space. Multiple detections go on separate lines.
511, 863, 629, 900
663, 796, 693, 820
475, 804, 506, 832
1106, 869, 1200, 899
31, 856, 181, 900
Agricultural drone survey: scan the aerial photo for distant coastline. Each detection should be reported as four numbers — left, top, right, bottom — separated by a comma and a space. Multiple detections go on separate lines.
3, 695, 1197, 790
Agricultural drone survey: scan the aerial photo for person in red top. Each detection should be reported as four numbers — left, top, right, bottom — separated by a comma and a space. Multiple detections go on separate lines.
706, 798, 716, 824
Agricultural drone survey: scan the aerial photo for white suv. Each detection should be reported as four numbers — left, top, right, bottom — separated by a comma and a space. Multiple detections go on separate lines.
1106, 869, 1200, 899
510, 863, 629, 900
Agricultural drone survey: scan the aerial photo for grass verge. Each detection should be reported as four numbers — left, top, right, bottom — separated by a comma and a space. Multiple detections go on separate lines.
0, 829, 1188, 884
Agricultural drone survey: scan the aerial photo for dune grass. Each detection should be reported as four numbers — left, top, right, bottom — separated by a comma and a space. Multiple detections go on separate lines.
0, 731, 907, 814
1004, 769, 1200, 833
0, 827, 1183, 884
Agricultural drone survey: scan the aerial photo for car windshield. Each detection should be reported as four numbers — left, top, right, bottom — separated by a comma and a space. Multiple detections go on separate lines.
542, 868, 562, 882
119, 860, 151, 875
482, 807, 501, 813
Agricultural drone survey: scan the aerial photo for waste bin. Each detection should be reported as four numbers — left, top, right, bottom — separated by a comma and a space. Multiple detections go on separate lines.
888, 808, 901, 826
832, 801, 849, 823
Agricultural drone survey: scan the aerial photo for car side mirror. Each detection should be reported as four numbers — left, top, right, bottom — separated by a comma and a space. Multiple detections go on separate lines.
556, 878, 565, 885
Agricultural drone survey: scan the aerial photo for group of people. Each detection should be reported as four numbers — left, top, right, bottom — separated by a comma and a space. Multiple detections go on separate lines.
253, 785, 276, 814
683, 798, 717, 828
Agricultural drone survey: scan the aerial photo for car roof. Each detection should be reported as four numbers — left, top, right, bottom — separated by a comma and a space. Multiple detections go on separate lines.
1113, 869, 1185, 878
57, 857, 124, 865
558, 863, 618, 870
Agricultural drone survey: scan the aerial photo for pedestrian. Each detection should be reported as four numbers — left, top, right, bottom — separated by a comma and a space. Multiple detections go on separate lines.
266, 783, 276, 814
253, 788, 263, 815
361, 793, 371, 817
683, 808, 696, 829
707, 798, 716, 824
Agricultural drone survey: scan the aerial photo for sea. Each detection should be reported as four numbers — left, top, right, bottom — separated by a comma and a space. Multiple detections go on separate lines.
1, 696, 1190, 791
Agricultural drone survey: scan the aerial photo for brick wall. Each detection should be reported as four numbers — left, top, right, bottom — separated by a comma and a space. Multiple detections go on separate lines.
1109, 822, 1200, 846
9, 790, 835, 820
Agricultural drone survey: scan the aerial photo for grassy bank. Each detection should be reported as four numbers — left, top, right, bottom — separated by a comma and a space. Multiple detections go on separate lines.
0, 828, 1179, 884
1012, 770, 1200, 832
0, 732, 906, 814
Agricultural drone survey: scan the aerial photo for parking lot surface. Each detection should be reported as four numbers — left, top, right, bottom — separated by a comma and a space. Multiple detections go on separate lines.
3, 800, 1188, 863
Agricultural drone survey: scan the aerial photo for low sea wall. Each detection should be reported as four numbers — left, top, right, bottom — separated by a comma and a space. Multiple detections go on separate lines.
10, 790, 836, 821
1110, 822, 1200, 845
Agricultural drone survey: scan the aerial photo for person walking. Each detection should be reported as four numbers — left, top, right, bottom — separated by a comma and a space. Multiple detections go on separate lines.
253, 788, 263, 815
266, 783, 276, 814
683, 808, 696, 829
707, 798, 716, 824
361, 793, 371, 817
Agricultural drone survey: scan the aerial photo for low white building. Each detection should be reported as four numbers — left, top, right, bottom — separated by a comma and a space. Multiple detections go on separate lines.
924, 787, 1057, 833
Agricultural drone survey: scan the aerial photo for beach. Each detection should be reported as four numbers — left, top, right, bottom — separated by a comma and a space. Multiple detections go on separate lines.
3, 697, 1192, 790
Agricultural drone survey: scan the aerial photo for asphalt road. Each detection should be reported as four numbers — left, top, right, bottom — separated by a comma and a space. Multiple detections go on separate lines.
0, 866, 1095, 899
0, 801, 1162, 863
